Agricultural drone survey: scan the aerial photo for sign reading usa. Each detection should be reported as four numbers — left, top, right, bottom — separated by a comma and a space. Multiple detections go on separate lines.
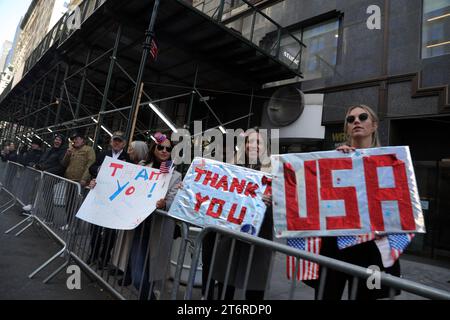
272, 147, 425, 238
168, 158, 270, 236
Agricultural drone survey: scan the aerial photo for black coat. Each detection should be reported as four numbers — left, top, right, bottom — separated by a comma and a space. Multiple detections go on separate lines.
20, 149, 43, 167
37, 146, 67, 176
1, 151, 19, 163
89, 149, 131, 179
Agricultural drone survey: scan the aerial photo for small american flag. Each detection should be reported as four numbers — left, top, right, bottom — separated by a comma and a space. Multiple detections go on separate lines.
337, 233, 376, 250
160, 160, 173, 174
388, 233, 415, 260
150, 38, 158, 61
286, 237, 322, 281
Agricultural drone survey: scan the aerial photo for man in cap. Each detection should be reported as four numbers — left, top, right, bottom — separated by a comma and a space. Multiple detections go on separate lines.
20, 138, 43, 167
60, 131, 96, 230
87, 131, 131, 267
36, 134, 67, 176
62, 131, 96, 187
89, 131, 130, 177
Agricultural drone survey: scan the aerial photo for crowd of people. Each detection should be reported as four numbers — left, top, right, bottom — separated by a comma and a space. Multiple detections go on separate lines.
0, 104, 406, 300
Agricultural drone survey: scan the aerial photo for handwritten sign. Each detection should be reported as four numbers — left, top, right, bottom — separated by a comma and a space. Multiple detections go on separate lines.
272, 147, 425, 238
168, 158, 271, 236
76, 157, 172, 230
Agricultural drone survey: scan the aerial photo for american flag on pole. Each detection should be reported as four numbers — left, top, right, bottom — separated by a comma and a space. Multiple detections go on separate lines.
160, 160, 173, 174
387, 233, 415, 260
286, 237, 322, 281
337, 233, 376, 250
150, 37, 158, 61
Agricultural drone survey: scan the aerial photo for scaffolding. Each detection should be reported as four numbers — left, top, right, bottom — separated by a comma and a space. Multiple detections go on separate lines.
0, 0, 304, 152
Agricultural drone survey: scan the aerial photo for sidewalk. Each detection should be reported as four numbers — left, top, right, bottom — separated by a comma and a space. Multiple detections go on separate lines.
0, 193, 113, 300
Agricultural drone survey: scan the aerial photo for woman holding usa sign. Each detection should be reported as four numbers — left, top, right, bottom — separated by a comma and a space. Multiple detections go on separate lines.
303, 104, 409, 300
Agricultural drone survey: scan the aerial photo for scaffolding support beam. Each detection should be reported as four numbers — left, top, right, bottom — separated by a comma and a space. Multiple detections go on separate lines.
94, 24, 122, 148
125, 0, 161, 143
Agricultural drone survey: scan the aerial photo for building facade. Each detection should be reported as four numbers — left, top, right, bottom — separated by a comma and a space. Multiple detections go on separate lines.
0, 20, 22, 95
0, 41, 13, 73
0, 0, 448, 260
9, 0, 67, 89
195, 0, 450, 258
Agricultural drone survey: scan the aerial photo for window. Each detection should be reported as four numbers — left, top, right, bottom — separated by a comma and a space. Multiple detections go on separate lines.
422, 0, 450, 58
278, 18, 340, 80
230, 0, 264, 9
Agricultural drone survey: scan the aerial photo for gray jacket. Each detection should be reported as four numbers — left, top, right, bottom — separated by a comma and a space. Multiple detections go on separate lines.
146, 168, 182, 281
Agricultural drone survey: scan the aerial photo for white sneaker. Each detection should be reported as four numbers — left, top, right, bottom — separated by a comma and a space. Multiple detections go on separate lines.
22, 204, 32, 211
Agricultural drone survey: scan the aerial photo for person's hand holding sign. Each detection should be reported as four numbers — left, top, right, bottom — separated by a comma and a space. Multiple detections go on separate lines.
156, 199, 166, 210
336, 145, 356, 154
88, 179, 97, 189
262, 194, 272, 207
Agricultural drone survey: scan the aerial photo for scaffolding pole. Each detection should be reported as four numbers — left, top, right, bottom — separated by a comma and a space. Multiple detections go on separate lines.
124, 0, 161, 143
93, 24, 122, 149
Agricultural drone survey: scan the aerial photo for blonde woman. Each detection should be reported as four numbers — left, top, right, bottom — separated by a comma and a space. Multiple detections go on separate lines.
312, 104, 403, 300
207, 129, 273, 300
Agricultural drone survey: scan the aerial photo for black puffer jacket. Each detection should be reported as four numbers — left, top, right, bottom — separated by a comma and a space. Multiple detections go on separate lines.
1, 151, 19, 163
20, 149, 43, 167
36, 146, 67, 176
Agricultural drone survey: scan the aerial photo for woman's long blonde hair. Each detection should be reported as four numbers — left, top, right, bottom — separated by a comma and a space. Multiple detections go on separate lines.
344, 104, 380, 148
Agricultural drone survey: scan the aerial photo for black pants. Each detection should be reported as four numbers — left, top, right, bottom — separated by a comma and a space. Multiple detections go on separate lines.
89, 226, 117, 267
65, 182, 77, 225
201, 233, 265, 301
308, 238, 401, 300
201, 233, 216, 299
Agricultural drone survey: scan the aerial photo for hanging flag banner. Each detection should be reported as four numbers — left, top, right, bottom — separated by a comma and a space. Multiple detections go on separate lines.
272, 146, 425, 238
168, 158, 271, 236
76, 156, 173, 230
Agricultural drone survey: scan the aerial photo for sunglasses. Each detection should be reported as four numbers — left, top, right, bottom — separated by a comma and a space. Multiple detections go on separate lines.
156, 145, 173, 152
346, 113, 369, 124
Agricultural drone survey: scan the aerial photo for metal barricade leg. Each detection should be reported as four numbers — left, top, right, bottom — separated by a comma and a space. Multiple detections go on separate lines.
40, 188, 84, 283
0, 195, 16, 214
4, 166, 43, 236
28, 245, 67, 279
170, 223, 190, 300
0, 196, 15, 210
14, 218, 34, 237
4, 216, 33, 234
185, 232, 206, 300
43, 260, 70, 284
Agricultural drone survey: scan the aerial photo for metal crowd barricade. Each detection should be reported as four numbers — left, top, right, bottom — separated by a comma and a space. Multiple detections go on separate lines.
61, 201, 192, 300
0, 160, 8, 185
184, 226, 450, 300
4, 166, 43, 236
2, 162, 449, 300
0, 164, 196, 300
0, 162, 15, 209
0, 162, 24, 214
27, 171, 83, 280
